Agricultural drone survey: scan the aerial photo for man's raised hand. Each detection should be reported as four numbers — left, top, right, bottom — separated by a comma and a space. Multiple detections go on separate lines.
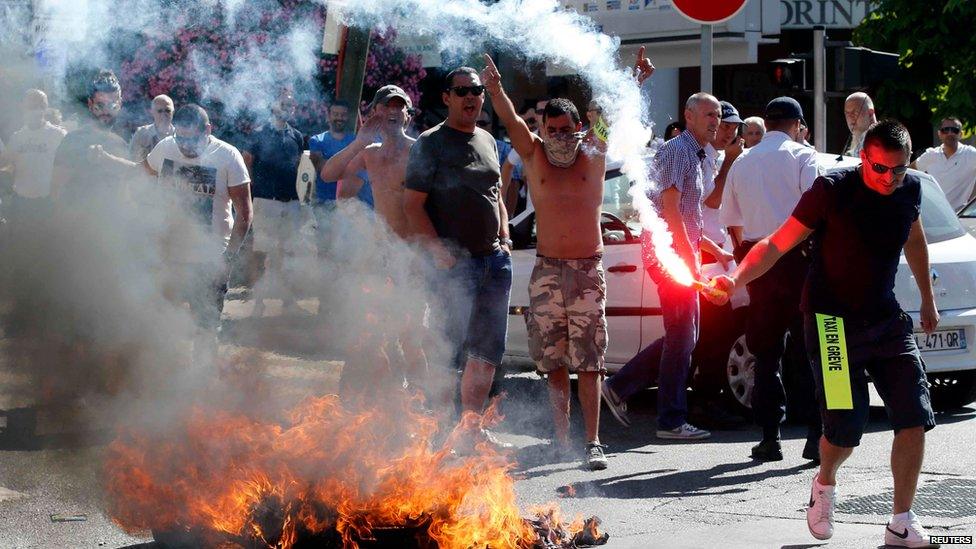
634, 46, 655, 85
481, 53, 503, 96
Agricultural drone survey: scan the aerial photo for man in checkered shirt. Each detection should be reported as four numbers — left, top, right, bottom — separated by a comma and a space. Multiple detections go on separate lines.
602, 92, 727, 441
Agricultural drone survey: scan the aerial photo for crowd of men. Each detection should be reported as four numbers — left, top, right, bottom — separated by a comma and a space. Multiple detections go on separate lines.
3, 53, 976, 548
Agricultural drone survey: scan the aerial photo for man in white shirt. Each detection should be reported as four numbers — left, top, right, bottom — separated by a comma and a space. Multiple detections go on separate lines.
912, 116, 976, 210
722, 97, 823, 463
701, 101, 744, 255
844, 92, 877, 157
0, 89, 66, 203
129, 95, 175, 161
94, 104, 252, 366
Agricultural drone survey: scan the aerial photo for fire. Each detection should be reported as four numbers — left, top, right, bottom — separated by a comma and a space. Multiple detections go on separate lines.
105, 393, 596, 548
631, 188, 695, 287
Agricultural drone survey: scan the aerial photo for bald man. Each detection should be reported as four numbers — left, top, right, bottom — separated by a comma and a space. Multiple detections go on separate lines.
0, 89, 67, 202
129, 95, 175, 161
844, 92, 877, 157
742, 116, 766, 148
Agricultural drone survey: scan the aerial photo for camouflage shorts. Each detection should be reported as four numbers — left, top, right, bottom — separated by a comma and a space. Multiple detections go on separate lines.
524, 255, 608, 374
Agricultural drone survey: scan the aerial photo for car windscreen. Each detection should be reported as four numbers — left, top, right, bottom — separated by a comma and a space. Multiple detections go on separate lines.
959, 196, 976, 218
603, 169, 641, 230
920, 176, 966, 243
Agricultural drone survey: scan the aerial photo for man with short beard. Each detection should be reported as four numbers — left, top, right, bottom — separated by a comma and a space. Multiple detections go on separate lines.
404, 66, 512, 439
51, 69, 129, 200
309, 100, 355, 205
129, 95, 175, 162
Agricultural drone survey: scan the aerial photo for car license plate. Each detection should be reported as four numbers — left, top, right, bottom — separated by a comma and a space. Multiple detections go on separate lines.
914, 329, 967, 352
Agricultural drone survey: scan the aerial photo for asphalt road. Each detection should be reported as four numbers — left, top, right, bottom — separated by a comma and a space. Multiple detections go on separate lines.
2, 298, 974, 549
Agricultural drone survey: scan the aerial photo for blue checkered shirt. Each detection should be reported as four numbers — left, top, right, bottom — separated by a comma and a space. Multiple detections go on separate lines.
648, 130, 705, 253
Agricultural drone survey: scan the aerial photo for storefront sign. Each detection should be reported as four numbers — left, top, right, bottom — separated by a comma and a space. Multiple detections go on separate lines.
781, 0, 876, 28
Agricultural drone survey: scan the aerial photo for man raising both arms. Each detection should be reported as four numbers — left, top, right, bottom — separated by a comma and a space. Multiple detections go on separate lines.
479, 50, 654, 470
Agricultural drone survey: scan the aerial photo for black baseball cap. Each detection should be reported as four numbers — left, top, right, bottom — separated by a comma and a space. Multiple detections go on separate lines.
720, 101, 743, 124
765, 96, 804, 121
369, 85, 413, 110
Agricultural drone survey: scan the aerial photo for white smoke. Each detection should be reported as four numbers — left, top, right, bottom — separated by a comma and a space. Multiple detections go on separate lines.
330, 0, 688, 280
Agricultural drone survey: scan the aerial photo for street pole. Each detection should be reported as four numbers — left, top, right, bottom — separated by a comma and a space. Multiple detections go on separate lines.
700, 24, 713, 93
336, 26, 372, 113
813, 25, 826, 153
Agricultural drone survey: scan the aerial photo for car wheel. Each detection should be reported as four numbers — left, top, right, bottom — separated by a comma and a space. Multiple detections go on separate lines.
927, 371, 976, 411
725, 334, 756, 413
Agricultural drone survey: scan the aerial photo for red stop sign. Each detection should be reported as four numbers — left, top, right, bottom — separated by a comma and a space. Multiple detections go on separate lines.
671, 0, 748, 25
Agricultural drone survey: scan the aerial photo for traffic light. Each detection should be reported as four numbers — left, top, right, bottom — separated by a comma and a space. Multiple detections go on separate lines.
833, 46, 899, 90
770, 58, 806, 90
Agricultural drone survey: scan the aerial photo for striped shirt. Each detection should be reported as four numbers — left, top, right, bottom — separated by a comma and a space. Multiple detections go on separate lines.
648, 129, 706, 253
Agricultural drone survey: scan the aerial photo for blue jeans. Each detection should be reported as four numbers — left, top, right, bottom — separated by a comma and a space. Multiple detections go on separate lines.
442, 250, 513, 369
607, 268, 699, 430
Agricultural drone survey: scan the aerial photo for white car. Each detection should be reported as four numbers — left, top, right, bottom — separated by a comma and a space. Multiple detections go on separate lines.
504, 154, 976, 412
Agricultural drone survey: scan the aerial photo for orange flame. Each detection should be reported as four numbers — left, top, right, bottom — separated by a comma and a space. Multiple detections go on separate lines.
104, 394, 586, 548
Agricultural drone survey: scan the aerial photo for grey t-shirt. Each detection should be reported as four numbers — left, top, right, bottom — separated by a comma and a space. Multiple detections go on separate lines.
405, 123, 502, 257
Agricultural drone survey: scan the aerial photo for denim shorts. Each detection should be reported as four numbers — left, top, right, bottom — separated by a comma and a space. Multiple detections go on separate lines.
804, 310, 936, 448
442, 250, 513, 368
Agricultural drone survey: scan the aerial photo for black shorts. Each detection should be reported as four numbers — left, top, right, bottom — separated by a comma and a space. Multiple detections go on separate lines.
804, 310, 936, 448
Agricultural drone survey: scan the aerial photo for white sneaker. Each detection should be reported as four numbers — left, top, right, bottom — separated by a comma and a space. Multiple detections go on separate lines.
885, 510, 940, 548
656, 423, 711, 440
806, 474, 835, 540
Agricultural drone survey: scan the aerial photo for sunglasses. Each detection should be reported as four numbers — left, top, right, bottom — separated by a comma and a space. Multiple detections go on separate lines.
155, 108, 173, 114
865, 155, 909, 176
448, 85, 485, 97
92, 100, 121, 112
940, 126, 961, 134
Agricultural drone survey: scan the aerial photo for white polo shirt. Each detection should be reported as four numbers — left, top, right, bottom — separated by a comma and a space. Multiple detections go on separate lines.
721, 131, 821, 242
701, 143, 727, 247
915, 143, 976, 210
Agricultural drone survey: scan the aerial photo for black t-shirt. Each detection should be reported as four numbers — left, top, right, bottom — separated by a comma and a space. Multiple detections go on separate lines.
404, 123, 501, 257
792, 166, 921, 321
246, 123, 303, 201
53, 123, 129, 200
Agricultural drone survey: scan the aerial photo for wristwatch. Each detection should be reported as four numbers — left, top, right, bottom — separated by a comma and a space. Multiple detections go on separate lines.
500, 237, 513, 247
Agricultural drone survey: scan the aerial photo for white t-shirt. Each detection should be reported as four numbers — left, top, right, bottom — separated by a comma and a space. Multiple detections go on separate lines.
147, 135, 249, 260
701, 143, 727, 247
721, 131, 822, 242
915, 144, 976, 210
1, 122, 67, 198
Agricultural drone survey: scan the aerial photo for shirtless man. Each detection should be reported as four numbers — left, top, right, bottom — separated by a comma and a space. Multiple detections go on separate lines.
320, 85, 429, 396
480, 51, 654, 470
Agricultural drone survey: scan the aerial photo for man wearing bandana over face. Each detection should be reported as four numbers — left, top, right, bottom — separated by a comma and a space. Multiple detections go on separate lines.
480, 50, 654, 471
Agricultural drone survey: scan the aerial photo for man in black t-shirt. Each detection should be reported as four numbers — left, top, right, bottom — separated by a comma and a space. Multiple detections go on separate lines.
404, 66, 512, 442
707, 120, 940, 548
243, 90, 305, 315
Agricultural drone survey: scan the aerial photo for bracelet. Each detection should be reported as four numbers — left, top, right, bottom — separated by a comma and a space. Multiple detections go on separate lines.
500, 237, 513, 247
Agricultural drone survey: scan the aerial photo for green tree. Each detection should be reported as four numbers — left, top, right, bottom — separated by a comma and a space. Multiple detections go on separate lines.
855, 0, 976, 131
